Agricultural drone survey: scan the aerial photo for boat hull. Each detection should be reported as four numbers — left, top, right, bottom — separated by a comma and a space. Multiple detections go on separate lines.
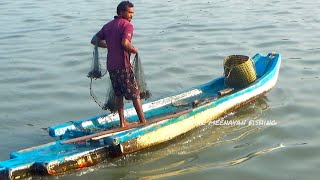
0, 53, 281, 179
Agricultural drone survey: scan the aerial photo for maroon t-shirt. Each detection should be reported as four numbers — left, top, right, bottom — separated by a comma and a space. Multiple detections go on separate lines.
96, 16, 133, 71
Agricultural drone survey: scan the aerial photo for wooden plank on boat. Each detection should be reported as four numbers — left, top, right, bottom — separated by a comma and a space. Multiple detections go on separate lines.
61, 108, 192, 145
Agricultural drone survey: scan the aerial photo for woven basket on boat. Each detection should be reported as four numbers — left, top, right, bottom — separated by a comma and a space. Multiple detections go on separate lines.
224, 55, 257, 89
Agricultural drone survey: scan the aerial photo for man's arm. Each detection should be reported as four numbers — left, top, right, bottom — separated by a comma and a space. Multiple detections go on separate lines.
121, 38, 138, 54
91, 35, 107, 48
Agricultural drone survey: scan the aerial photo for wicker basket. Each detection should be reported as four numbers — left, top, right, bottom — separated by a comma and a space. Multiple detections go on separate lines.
224, 55, 257, 89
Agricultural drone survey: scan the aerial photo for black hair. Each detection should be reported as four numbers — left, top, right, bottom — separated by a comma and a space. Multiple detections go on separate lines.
117, 1, 134, 15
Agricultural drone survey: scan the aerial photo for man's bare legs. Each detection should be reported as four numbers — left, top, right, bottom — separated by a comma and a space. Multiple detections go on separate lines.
132, 98, 147, 123
115, 95, 147, 128
115, 95, 129, 128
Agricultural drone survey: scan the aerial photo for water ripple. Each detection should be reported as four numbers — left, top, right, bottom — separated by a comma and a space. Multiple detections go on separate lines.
136, 144, 287, 180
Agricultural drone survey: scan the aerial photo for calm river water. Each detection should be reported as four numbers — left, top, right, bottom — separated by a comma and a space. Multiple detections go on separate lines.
0, 0, 319, 179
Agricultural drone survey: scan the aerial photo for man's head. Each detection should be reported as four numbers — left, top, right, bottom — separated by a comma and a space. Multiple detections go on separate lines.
117, 1, 134, 22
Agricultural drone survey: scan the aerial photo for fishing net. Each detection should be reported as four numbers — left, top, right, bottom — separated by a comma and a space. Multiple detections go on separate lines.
87, 39, 116, 112
88, 41, 150, 113
87, 38, 104, 79
132, 53, 151, 100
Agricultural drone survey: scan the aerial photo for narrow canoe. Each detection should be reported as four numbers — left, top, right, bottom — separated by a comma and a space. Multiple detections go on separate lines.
0, 53, 281, 180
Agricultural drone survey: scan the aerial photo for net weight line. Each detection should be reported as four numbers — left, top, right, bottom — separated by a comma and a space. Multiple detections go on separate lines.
89, 77, 105, 110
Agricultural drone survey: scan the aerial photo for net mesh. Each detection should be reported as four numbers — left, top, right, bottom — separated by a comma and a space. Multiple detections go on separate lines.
132, 53, 151, 100
88, 41, 150, 113
87, 39, 104, 79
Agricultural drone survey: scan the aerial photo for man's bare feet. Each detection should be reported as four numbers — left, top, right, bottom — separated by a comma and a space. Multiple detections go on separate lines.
120, 121, 131, 128
139, 119, 147, 124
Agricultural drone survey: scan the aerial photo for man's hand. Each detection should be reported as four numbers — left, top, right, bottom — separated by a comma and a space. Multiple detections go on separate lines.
91, 35, 107, 48
132, 46, 138, 54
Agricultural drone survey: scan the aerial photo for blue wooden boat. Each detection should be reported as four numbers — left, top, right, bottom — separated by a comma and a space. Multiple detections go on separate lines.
0, 53, 281, 180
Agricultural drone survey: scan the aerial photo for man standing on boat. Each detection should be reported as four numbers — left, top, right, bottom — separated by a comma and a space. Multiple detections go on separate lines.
91, 1, 147, 127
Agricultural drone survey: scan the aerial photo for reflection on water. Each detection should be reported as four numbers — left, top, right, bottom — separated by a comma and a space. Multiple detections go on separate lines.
226, 143, 286, 167
137, 144, 286, 180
